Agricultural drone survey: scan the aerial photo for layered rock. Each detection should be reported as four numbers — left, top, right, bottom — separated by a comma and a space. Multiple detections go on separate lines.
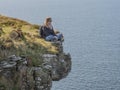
0, 41, 71, 90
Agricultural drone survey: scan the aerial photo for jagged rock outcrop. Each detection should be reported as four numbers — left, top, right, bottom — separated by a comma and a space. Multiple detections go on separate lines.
0, 41, 71, 90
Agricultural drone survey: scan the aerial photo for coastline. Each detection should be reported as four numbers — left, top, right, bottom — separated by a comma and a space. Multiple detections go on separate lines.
0, 15, 71, 90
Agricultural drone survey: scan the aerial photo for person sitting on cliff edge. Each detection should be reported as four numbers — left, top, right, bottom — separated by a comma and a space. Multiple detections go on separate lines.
39, 17, 64, 42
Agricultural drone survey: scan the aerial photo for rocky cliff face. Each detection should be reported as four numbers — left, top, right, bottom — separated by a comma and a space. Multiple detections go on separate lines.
0, 41, 71, 90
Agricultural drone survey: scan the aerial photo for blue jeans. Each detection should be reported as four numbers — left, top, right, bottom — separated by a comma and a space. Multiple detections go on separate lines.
45, 33, 63, 41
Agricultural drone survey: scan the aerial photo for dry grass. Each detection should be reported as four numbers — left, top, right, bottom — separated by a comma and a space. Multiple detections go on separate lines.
0, 15, 58, 66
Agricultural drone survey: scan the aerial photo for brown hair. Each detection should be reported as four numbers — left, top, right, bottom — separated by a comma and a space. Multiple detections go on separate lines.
44, 17, 52, 25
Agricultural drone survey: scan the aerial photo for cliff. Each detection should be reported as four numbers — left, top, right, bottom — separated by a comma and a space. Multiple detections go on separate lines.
0, 15, 71, 90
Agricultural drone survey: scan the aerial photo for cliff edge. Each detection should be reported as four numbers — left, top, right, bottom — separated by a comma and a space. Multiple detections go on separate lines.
0, 15, 71, 90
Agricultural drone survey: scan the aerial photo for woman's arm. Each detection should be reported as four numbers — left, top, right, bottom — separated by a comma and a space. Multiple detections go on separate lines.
39, 26, 44, 38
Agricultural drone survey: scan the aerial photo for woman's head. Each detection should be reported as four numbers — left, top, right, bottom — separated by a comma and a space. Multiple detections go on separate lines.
44, 17, 52, 26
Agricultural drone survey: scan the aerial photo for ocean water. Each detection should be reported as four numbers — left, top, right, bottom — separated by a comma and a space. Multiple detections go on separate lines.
0, 0, 120, 90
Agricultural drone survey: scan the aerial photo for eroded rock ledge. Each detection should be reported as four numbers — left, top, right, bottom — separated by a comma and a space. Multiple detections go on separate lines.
0, 41, 71, 90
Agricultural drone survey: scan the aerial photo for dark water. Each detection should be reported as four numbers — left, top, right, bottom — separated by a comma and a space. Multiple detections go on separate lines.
0, 0, 120, 90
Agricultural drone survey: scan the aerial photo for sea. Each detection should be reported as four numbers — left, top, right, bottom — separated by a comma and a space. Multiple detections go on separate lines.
0, 0, 120, 90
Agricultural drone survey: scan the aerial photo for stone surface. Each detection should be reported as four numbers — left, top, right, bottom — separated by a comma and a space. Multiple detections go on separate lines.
0, 42, 71, 90
9, 29, 24, 39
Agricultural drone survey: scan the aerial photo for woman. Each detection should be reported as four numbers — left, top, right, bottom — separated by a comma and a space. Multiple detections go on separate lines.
40, 17, 63, 41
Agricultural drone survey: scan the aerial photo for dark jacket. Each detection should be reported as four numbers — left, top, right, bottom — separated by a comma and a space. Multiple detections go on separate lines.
39, 25, 56, 38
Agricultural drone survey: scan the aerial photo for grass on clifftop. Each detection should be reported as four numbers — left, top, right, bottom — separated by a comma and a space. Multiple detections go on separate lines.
0, 15, 58, 66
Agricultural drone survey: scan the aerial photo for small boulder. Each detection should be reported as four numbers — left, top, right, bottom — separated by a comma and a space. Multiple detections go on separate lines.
9, 29, 24, 39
